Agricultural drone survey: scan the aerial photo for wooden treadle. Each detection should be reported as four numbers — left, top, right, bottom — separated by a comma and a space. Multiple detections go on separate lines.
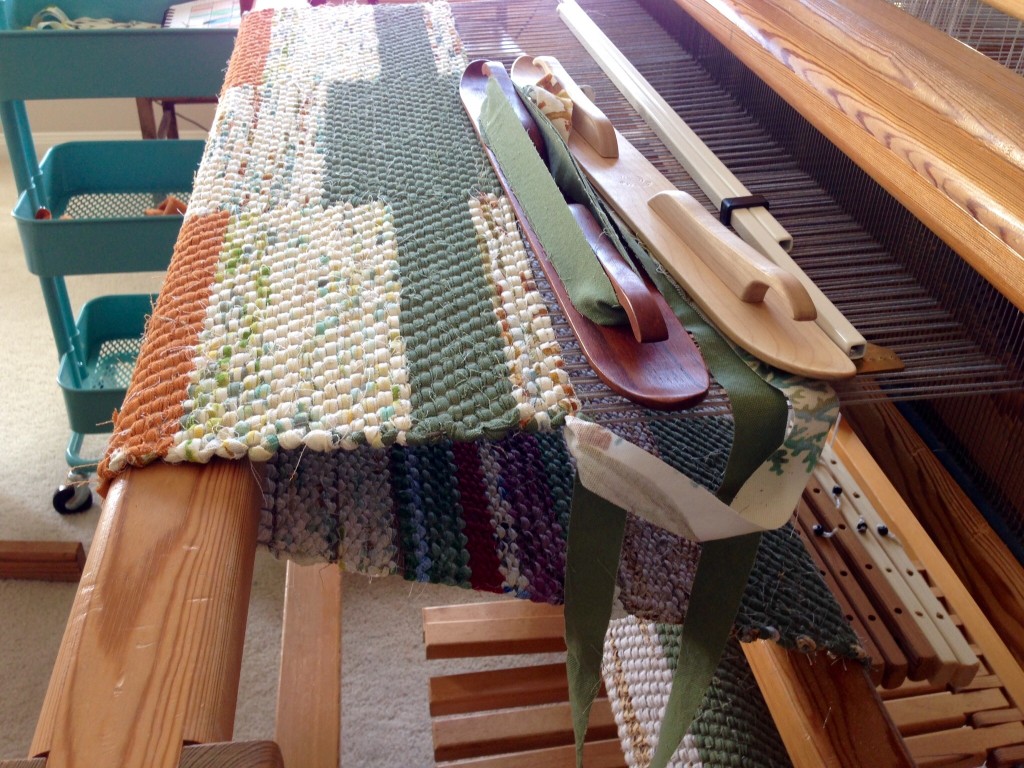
422, 600, 625, 767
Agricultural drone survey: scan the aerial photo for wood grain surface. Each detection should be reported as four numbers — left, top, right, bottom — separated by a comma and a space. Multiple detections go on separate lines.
833, 417, 1024, 714
743, 640, 914, 768
30, 460, 263, 768
275, 562, 342, 768
672, 0, 1024, 312
841, 403, 1024, 679
0, 541, 84, 582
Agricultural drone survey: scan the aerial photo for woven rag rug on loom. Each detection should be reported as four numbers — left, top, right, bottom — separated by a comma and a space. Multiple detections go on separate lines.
98, 3, 860, 765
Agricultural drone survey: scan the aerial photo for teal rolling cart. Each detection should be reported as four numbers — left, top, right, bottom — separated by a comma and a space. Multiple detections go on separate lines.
0, 0, 235, 512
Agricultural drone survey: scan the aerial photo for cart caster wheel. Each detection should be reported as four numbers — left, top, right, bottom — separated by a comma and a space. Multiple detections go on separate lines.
53, 479, 93, 515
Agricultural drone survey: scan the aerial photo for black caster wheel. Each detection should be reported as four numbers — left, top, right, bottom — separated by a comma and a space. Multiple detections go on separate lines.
53, 478, 93, 515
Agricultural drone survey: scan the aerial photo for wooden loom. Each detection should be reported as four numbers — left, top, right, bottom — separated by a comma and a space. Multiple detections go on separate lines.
6, 0, 1024, 766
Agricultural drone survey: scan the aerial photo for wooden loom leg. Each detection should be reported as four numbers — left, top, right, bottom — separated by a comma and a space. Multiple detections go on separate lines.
275, 561, 343, 768
30, 460, 263, 768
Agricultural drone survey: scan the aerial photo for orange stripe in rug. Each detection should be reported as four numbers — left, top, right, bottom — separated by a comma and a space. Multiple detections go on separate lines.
99, 211, 231, 485
221, 9, 273, 92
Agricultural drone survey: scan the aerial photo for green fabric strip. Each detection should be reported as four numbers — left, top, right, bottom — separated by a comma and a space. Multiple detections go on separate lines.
650, 533, 763, 767
564, 476, 627, 767
479, 78, 625, 327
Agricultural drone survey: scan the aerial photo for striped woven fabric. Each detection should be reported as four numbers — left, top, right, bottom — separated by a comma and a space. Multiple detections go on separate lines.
98, 2, 859, 659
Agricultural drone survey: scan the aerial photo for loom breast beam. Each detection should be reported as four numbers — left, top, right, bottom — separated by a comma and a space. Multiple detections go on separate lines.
461, 60, 710, 410
555, 0, 867, 360
510, 58, 856, 380
30, 461, 262, 768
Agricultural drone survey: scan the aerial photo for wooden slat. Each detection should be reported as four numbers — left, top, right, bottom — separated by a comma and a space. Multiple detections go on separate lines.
30, 461, 262, 768
795, 498, 909, 688
178, 742, 285, 768
818, 453, 980, 688
791, 515, 885, 685
0, 541, 85, 582
432, 699, 617, 762
802, 484, 944, 683
437, 738, 626, 768
884, 688, 1008, 736
742, 640, 914, 768
423, 600, 564, 624
833, 416, 1024, 714
429, 663, 571, 716
971, 707, 1024, 728
424, 614, 566, 659
992, 743, 1024, 767
903, 721, 1024, 767
274, 562, 342, 768
672, 0, 1024, 311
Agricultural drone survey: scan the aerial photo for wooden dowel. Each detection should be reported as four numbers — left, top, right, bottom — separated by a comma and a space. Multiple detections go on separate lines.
31, 460, 262, 768
0, 541, 85, 582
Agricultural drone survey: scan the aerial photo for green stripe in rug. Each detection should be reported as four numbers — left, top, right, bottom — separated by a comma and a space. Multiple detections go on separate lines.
322, 5, 517, 443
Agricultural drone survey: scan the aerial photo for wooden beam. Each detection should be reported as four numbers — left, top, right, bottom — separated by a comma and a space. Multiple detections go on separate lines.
2, 742, 285, 768
742, 640, 915, 768
0, 541, 84, 582
671, 0, 1024, 311
30, 460, 262, 768
980, 0, 1024, 23
275, 562, 342, 768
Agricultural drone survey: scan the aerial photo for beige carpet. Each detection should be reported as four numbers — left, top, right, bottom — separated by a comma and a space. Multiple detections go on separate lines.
0, 151, 523, 766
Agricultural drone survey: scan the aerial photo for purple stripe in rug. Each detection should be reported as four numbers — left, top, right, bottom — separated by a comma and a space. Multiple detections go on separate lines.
451, 441, 505, 595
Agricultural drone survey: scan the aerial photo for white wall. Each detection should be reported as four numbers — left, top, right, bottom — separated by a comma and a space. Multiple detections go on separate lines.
5, 98, 216, 148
